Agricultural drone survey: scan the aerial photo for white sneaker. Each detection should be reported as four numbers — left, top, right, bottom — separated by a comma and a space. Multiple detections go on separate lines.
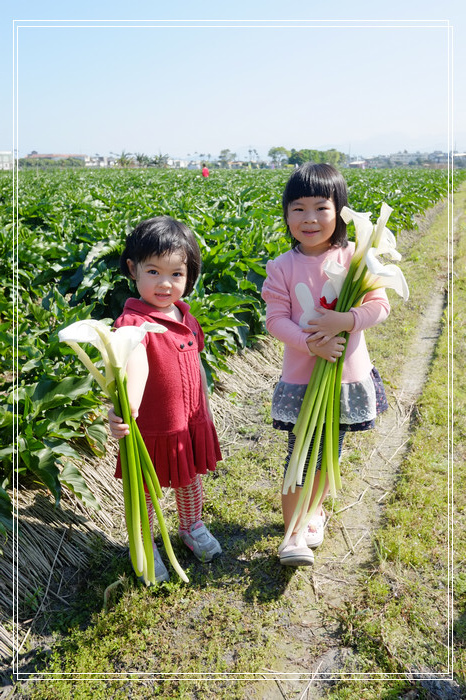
305, 511, 326, 549
279, 542, 314, 566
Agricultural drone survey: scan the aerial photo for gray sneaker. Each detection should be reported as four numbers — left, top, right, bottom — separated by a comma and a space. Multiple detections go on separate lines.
179, 521, 222, 562
130, 543, 170, 584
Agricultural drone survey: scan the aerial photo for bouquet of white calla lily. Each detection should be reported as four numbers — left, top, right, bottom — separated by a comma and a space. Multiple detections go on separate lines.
59, 318, 189, 585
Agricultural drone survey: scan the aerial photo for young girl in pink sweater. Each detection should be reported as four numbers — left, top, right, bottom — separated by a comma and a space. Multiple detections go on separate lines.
261, 163, 390, 567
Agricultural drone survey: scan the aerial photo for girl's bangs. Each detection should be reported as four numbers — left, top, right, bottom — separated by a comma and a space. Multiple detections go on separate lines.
286, 172, 335, 203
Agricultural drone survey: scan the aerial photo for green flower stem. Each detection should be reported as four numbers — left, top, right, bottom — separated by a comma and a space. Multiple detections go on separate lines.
115, 373, 144, 574
111, 391, 140, 575
293, 357, 327, 436
133, 429, 163, 500
134, 418, 189, 584
295, 370, 330, 487
299, 379, 330, 517
130, 425, 155, 585
282, 379, 330, 547
284, 360, 330, 494
66, 341, 108, 396
332, 333, 349, 482
324, 363, 337, 497
336, 260, 358, 311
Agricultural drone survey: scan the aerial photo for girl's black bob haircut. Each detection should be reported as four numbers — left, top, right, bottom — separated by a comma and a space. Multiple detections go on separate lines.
282, 162, 348, 249
121, 216, 201, 297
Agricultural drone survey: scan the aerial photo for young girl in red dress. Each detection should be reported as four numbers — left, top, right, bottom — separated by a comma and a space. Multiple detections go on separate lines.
108, 216, 222, 582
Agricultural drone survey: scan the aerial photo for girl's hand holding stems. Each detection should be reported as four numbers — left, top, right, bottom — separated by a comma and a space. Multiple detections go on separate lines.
108, 343, 147, 438
306, 333, 346, 363
108, 349, 213, 439
304, 307, 355, 346
303, 306, 352, 362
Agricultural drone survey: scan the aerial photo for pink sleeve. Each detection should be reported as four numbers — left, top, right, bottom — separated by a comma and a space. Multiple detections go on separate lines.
350, 287, 390, 333
261, 260, 310, 354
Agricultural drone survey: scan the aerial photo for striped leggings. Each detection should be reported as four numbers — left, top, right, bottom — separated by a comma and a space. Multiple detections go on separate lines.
144, 474, 203, 536
284, 429, 346, 487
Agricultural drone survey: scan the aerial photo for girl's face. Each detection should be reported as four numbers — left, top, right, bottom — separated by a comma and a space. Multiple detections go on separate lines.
287, 196, 337, 256
127, 251, 187, 312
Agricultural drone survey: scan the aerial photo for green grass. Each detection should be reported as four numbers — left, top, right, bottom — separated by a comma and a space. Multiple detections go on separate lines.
11, 185, 466, 699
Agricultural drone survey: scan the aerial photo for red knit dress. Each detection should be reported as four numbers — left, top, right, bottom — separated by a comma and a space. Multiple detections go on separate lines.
114, 298, 222, 488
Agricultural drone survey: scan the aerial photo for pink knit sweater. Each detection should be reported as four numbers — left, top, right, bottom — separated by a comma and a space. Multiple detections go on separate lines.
261, 243, 390, 385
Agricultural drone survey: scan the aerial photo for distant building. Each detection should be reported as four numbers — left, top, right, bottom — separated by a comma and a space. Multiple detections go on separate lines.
26, 151, 89, 163
389, 151, 429, 166
427, 151, 449, 164
365, 155, 391, 168
348, 160, 367, 169
0, 151, 13, 170
167, 159, 189, 169
85, 155, 109, 168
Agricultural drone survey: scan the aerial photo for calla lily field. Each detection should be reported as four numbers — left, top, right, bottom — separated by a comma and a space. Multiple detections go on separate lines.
1, 166, 464, 541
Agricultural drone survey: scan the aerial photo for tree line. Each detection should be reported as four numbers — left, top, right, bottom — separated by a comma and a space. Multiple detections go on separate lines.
267, 147, 346, 167
17, 147, 347, 170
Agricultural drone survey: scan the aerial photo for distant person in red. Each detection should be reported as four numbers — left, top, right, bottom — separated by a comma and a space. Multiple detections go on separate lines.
201, 164, 209, 178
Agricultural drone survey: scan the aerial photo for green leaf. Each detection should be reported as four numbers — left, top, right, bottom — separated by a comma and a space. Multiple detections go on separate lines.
0, 406, 13, 429
43, 439, 83, 460
27, 448, 61, 505
22, 375, 94, 417
59, 462, 100, 510
85, 416, 108, 456
205, 293, 254, 309
0, 484, 13, 540
0, 445, 14, 467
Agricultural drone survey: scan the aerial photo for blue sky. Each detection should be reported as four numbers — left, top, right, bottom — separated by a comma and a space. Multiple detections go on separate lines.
1, 0, 465, 160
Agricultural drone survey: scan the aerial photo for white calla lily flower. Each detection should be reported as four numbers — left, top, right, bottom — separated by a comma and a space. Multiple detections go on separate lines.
372, 202, 393, 246
93, 321, 166, 371
340, 202, 402, 282
58, 319, 110, 351
371, 203, 401, 261
340, 206, 373, 258
373, 232, 402, 261
365, 248, 410, 301
59, 319, 166, 380
322, 260, 347, 301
